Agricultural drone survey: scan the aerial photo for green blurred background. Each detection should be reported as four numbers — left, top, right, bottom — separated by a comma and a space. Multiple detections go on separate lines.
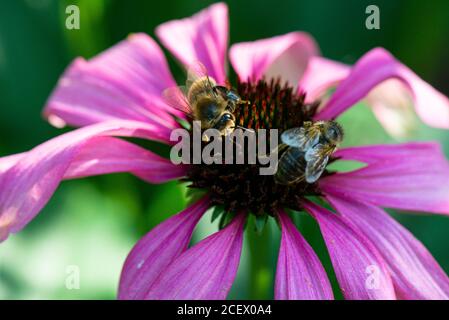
0, 0, 448, 299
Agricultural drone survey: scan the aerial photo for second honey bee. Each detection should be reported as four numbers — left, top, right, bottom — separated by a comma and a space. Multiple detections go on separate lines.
164, 62, 248, 141
274, 121, 344, 185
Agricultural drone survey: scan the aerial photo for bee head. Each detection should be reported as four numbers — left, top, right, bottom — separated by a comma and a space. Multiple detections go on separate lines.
213, 86, 242, 112
324, 121, 344, 145
225, 90, 241, 103
213, 86, 240, 100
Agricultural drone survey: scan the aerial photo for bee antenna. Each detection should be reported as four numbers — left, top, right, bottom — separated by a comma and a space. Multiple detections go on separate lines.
238, 99, 251, 105
206, 76, 218, 97
233, 125, 254, 132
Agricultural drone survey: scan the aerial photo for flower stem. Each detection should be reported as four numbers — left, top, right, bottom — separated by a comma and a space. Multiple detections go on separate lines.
247, 216, 277, 299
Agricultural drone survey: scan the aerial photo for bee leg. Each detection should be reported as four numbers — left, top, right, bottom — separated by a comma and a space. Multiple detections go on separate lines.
226, 102, 236, 112
302, 121, 313, 128
201, 132, 210, 142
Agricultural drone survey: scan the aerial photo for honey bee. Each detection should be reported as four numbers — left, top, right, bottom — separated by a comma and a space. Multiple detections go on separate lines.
164, 62, 248, 141
274, 121, 344, 185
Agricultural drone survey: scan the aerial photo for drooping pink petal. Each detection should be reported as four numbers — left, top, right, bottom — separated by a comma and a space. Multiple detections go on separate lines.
0, 120, 185, 242
118, 196, 210, 300
321, 142, 449, 215
229, 32, 318, 86
304, 201, 396, 300
65, 136, 186, 183
315, 47, 449, 128
146, 213, 246, 300
298, 56, 350, 103
326, 194, 449, 300
332, 141, 438, 164
275, 209, 334, 300
367, 79, 417, 138
155, 3, 228, 84
0, 153, 24, 174
44, 33, 182, 135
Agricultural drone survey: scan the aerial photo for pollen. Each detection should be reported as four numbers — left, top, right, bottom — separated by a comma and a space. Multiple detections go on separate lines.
235, 78, 319, 131
185, 78, 324, 217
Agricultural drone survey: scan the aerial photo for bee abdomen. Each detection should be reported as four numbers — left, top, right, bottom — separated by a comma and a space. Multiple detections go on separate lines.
275, 148, 307, 185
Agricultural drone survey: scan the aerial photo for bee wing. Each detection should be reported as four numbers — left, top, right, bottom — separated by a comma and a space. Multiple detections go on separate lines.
186, 61, 208, 82
281, 127, 307, 148
281, 127, 320, 150
163, 86, 192, 115
186, 61, 216, 93
304, 144, 334, 183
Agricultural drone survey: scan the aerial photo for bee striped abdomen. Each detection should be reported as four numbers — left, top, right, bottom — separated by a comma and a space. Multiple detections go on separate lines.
275, 147, 307, 185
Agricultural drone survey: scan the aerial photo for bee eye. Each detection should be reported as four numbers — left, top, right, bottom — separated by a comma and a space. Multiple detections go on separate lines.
326, 127, 339, 141
222, 113, 232, 121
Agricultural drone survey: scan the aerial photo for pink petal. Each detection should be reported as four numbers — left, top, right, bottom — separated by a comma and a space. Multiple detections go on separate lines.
0, 153, 24, 174
298, 56, 350, 103
65, 136, 186, 183
321, 142, 449, 215
275, 209, 334, 300
315, 47, 449, 128
332, 141, 438, 164
229, 32, 319, 86
44, 33, 181, 136
326, 194, 449, 300
304, 201, 396, 300
146, 214, 246, 300
155, 3, 228, 84
118, 196, 210, 299
367, 79, 417, 138
0, 120, 185, 242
